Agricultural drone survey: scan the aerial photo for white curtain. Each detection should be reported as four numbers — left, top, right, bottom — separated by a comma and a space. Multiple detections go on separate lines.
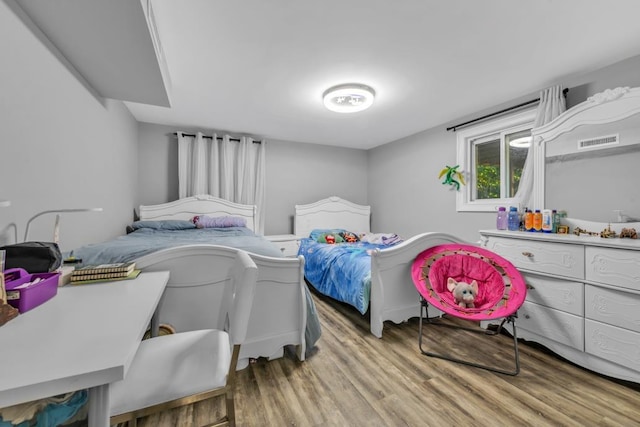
513, 85, 566, 209
177, 132, 266, 234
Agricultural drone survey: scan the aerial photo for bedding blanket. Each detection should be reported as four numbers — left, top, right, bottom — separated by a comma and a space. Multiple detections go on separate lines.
298, 238, 400, 314
68, 226, 283, 263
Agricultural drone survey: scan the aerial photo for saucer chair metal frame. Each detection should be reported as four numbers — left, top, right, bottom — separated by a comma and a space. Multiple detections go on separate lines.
411, 244, 527, 375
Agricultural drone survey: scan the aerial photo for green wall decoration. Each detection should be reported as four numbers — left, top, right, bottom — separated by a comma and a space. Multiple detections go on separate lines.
438, 165, 466, 191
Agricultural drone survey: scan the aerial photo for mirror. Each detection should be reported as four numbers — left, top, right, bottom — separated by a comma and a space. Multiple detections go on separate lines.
532, 87, 640, 225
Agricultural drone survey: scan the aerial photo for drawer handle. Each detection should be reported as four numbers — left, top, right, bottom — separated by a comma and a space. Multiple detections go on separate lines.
524, 314, 531, 319
526, 284, 535, 290
521, 251, 534, 258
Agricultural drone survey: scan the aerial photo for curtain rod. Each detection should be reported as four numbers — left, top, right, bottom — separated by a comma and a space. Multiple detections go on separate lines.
446, 88, 569, 132
172, 132, 262, 143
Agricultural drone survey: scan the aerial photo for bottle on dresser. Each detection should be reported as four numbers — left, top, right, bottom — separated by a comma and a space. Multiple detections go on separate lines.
541, 209, 553, 233
524, 209, 533, 232
533, 209, 543, 232
496, 207, 508, 230
507, 206, 520, 231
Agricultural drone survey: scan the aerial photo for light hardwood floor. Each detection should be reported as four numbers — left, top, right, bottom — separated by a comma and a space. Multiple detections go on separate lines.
139, 291, 640, 427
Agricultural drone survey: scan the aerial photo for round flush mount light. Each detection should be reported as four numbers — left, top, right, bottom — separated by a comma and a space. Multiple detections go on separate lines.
509, 136, 532, 148
323, 83, 375, 113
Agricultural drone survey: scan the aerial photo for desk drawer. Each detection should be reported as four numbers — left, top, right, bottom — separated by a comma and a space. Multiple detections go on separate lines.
524, 274, 583, 316
518, 301, 584, 350
585, 284, 640, 333
485, 236, 584, 279
585, 247, 640, 291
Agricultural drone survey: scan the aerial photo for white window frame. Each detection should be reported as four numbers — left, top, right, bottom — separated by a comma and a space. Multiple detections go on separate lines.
455, 107, 536, 212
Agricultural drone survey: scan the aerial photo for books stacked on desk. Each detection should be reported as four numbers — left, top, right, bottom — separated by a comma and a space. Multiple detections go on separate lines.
70, 262, 139, 284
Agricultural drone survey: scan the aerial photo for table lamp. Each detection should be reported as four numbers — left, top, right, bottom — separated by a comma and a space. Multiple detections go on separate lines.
23, 208, 103, 242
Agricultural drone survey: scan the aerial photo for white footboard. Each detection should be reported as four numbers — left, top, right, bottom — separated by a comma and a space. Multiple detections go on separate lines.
134, 245, 307, 368
370, 232, 464, 338
241, 253, 307, 363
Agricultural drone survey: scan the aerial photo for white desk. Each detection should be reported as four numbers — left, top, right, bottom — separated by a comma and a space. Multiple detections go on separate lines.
0, 270, 170, 426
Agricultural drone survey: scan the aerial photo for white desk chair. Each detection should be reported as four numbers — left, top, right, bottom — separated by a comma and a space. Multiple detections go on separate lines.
109, 247, 258, 427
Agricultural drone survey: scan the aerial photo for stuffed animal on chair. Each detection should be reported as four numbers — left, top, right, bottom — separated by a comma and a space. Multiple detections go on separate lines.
447, 277, 478, 308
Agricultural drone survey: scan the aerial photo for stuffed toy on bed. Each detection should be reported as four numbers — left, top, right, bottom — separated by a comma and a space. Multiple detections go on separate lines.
340, 231, 359, 243
317, 233, 344, 244
447, 277, 478, 308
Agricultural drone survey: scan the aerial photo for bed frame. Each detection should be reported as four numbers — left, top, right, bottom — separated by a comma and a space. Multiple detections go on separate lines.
139, 194, 258, 231
137, 195, 307, 367
295, 196, 463, 338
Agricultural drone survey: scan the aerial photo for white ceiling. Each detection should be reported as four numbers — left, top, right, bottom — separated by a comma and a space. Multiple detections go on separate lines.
14, 0, 640, 150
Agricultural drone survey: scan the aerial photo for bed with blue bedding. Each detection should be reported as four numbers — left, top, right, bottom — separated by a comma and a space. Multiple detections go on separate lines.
68, 195, 320, 365
298, 235, 401, 314
294, 196, 463, 338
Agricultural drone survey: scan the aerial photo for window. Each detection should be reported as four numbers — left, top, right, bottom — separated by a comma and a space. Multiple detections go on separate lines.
455, 108, 536, 212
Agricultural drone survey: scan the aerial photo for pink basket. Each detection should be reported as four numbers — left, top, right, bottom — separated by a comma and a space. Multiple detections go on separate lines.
4, 268, 60, 313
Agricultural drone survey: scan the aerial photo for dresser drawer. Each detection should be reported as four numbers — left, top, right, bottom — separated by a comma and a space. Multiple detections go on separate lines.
585, 284, 640, 333
518, 301, 584, 350
524, 274, 584, 316
272, 240, 299, 257
484, 236, 584, 279
585, 247, 640, 291
585, 319, 640, 373
265, 235, 300, 257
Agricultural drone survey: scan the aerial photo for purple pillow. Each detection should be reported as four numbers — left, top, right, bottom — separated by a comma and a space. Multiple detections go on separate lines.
193, 215, 247, 228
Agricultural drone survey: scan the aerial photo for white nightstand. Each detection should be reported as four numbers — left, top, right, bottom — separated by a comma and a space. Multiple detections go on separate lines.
265, 234, 300, 257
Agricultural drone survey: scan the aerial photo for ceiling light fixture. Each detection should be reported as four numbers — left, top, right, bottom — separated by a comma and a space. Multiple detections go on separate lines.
509, 136, 532, 148
323, 83, 375, 113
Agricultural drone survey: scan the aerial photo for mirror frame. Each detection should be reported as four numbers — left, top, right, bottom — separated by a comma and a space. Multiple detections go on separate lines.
531, 86, 640, 210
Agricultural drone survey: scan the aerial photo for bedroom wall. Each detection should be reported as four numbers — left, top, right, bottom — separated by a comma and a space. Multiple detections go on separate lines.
368, 54, 640, 243
0, 2, 139, 252
137, 123, 368, 235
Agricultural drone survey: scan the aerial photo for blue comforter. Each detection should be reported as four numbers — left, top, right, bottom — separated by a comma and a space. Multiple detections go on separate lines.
298, 238, 395, 314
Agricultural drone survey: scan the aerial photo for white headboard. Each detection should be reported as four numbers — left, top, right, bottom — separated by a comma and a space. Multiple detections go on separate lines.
139, 195, 257, 232
294, 196, 371, 238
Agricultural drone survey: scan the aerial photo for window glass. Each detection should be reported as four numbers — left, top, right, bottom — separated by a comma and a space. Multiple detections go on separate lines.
473, 136, 500, 200
455, 108, 536, 212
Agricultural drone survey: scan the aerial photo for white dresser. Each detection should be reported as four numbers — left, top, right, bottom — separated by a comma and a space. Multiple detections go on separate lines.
479, 229, 640, 383
265, 234, 300, 257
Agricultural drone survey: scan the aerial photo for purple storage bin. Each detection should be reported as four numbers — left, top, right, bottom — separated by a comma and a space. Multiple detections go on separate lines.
4, 268, 60, 313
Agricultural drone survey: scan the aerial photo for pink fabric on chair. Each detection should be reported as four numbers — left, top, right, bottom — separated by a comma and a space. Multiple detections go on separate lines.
412, 243, 526, 320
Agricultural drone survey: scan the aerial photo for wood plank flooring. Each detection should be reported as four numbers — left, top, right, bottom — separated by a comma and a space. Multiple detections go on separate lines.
138, 291, 640, 427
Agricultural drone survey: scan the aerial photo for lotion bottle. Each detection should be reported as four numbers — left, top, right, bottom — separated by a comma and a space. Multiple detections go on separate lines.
542, 209, 553, 233
533, 209, 542, 232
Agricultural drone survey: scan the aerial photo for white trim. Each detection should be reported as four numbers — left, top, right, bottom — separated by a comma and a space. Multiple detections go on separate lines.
456, 108, 536, 212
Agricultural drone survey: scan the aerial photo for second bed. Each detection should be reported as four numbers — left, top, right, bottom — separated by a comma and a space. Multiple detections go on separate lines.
295, 196, 463, 338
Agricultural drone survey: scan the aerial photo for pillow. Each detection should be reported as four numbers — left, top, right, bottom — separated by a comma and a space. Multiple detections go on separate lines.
309, 228, 347, 241
193, 215, 247, 228
130, 220, 196, 231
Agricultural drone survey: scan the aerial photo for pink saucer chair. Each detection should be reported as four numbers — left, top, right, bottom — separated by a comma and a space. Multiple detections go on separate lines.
412, 243, 527, 375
